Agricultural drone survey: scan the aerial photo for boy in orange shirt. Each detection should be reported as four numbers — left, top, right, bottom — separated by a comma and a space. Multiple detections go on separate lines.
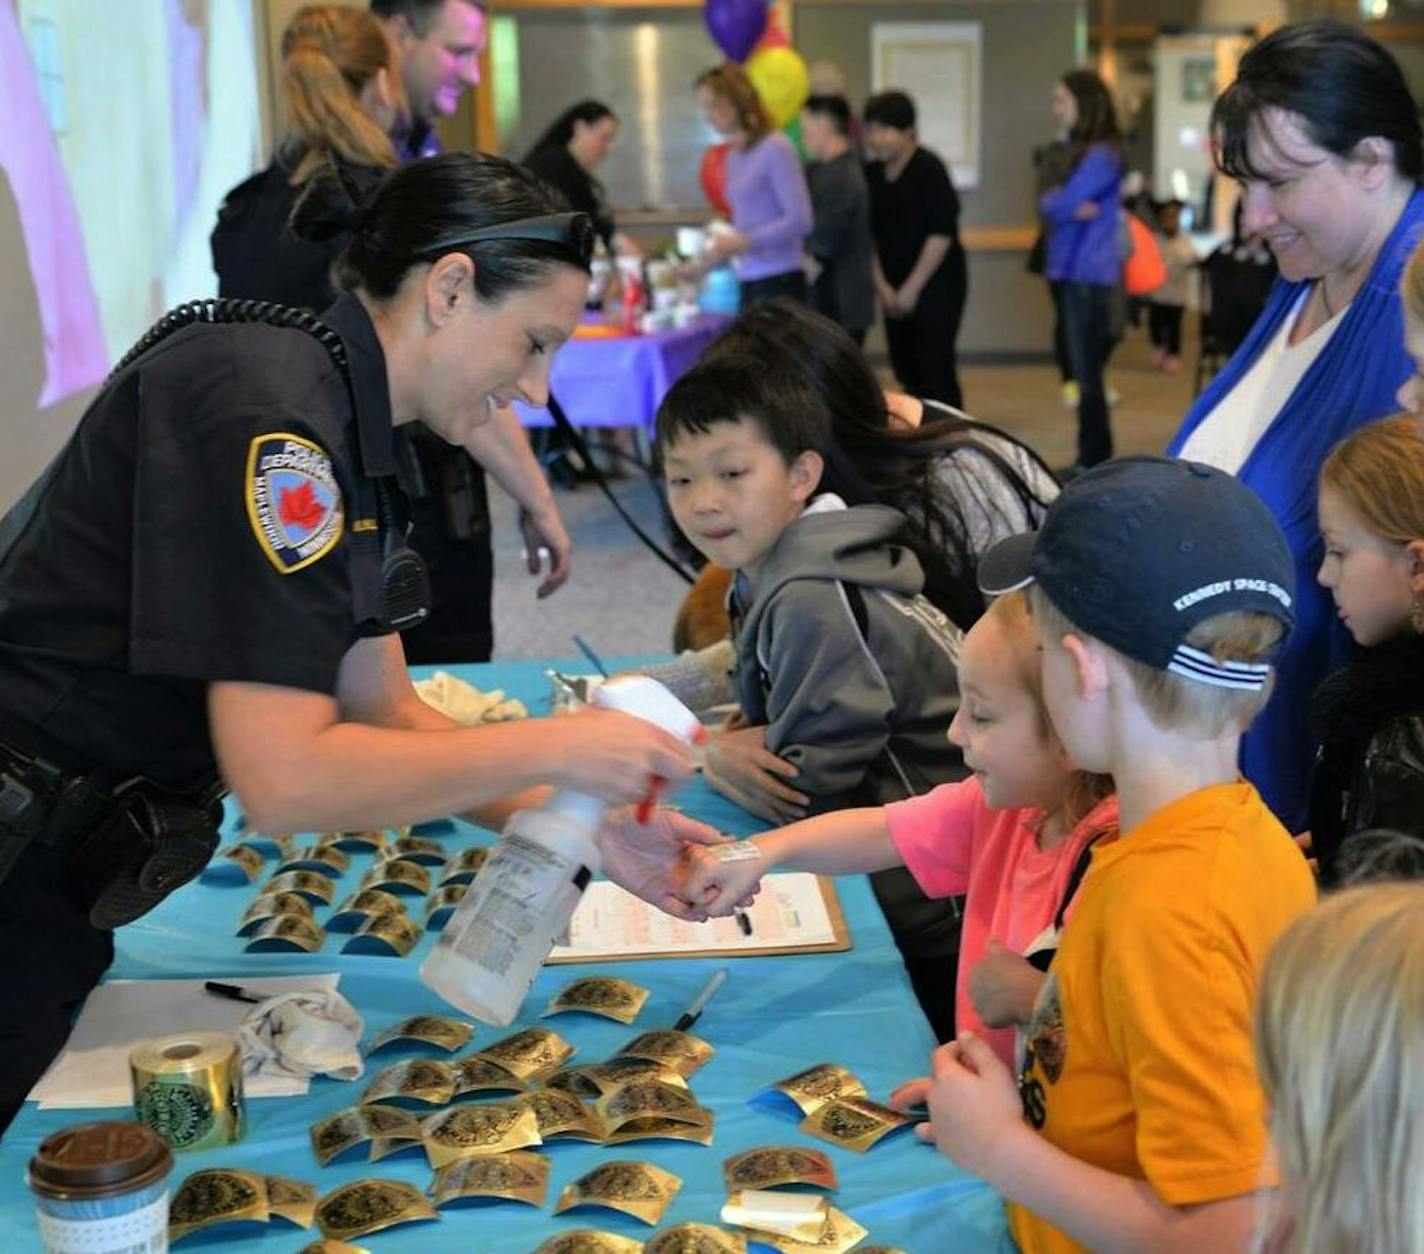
895, 457, 1317, 1252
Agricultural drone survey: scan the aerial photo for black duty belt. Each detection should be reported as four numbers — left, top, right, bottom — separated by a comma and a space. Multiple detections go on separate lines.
0, 734, 222, 930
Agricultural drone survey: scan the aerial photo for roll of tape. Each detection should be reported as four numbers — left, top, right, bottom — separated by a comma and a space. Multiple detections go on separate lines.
130, 1032, 245, 1152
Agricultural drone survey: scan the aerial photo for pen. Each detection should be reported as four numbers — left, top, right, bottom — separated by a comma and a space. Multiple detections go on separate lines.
674, 968, 729, 1032
572, 634, 610, 678
204, 981, 263, 1005
734, 908, 754, 936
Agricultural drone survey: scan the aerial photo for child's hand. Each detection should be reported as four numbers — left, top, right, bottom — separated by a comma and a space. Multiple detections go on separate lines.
916, 1033, 1029, 1182
703, 723, 809, 823
1293, 830, 1319, 877
887, 1075, 931, 1111
968, 941, 1047, 1029
681, 841, 767, 916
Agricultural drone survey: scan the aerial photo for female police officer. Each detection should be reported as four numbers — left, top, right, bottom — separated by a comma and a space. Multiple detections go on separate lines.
0, 152, 706, 1125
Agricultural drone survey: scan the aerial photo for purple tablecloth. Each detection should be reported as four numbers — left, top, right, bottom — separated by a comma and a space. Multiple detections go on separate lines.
516, 314, 731, 431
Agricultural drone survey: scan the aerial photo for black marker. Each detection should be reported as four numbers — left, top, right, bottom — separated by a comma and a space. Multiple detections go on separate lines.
204, 981, 263, 1004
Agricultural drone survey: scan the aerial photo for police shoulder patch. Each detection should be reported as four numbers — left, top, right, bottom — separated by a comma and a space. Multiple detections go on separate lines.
245, 432, 344, 574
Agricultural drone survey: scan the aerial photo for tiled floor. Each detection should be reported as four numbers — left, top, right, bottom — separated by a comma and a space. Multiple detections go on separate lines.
486, 321, 1204, 662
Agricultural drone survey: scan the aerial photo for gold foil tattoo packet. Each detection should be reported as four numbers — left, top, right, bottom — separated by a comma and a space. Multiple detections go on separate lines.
723, 1146, 839, 1192
615, 1029, 714, 1078
645, 1223, 749, 1253
202, 844, 264, 885
244, 913, 325, 953
359, 1059, 456, 1108
770, 1064, 867, 1116
359, 857, 432, 896
236, 891, 313, 936
429, 1149, 550, 1208
341, 911, 423, 957
553, 1160, 683, 1226
476, 1027, 575, 1081
327, 888, 406, 934
262, 869, 335, 905
167, 1168, 268, 1242
798, 1096, 914, 1153
542, 976, 650, 1024
367, 1015, 474, 1055
309, 1104, 423, 1167
315, 1178, 438, 1242
419, 1102, 543, 1168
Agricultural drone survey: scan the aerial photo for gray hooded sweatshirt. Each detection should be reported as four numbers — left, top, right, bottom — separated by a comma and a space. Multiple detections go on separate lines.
730, 495, 965, 957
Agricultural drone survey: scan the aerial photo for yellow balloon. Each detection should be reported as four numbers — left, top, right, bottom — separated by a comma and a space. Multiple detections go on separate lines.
746, 46, 810, 130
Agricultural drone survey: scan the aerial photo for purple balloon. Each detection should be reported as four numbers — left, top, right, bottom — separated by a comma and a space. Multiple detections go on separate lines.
704, 0, 767, 63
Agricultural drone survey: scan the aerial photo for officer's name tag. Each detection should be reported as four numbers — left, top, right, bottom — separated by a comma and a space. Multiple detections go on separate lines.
246, 433, 343, 573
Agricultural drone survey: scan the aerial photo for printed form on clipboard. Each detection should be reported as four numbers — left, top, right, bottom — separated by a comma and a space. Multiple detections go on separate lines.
549, 873, 850, 962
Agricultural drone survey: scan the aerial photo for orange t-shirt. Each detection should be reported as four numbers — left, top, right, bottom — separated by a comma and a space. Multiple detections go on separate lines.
1008, 782, 1316, 1254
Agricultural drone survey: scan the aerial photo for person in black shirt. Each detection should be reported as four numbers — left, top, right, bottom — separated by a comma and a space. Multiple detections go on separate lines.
0, 154, 706, 1130
524, 100, 638, 258
864, 90, 968, 409
212, 5, 402, 315
801, 94, 874, 344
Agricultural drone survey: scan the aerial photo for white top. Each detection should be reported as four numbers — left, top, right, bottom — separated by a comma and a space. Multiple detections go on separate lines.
1178, 290, 1344, 474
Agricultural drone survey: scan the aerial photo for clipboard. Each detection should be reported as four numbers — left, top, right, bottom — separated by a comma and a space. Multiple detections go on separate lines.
548, 873, 851, 964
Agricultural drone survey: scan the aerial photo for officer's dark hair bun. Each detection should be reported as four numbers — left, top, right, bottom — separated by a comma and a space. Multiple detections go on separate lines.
320, 151, 582, 303
290, 160, 385, 243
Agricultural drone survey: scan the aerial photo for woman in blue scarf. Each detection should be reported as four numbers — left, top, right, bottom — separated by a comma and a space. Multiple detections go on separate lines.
1169, 21, 1424, 833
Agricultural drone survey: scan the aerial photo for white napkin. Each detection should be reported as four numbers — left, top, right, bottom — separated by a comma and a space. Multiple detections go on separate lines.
414, 670, 526, 724
237, 989, 365, 1082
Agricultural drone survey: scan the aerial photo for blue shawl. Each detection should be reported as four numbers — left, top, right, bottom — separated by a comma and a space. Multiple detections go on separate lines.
1169, 188, 1424, 831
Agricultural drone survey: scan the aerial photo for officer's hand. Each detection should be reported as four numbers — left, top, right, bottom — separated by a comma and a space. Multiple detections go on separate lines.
549, 708, 697, 805
596, 806, 730, 920
520, 503, 573, 598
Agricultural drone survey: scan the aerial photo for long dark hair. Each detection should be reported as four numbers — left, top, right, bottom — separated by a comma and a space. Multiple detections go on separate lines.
1060, 68, 1121, 170
1212, 20, 1422, 185
678, 300, 1057, 629
525, 100, 616, 160
292, 151, 587, 301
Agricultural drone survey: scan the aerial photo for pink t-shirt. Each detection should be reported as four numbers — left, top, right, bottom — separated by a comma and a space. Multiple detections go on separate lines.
886, 778, 1119, 1068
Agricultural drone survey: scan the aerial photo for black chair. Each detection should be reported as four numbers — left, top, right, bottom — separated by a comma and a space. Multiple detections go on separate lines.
1194, 242, 1278, 396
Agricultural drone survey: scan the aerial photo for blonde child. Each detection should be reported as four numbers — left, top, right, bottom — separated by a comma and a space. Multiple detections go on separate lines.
1308, 415, 1424, 882
1253, 882, 1424, 1254
682, 590, 1117, 1070
897, 457, 1316, 1253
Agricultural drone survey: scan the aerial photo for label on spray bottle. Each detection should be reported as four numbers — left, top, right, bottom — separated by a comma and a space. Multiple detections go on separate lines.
450, 833, 589, 977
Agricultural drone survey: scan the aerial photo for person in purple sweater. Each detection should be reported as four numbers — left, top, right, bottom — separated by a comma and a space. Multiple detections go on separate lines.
696, 63, 813, 306
1040, 69, 1124, 470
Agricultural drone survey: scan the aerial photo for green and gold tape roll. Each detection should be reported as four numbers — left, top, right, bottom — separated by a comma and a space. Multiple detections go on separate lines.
129, 1032, 245, 1152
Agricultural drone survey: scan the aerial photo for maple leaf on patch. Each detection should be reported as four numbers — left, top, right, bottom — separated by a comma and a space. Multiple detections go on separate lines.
278, 480, 326, 532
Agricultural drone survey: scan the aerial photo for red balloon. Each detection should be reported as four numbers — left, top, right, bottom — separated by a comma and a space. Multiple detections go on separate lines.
756, 14, 790, 50
700, 142, 731, 216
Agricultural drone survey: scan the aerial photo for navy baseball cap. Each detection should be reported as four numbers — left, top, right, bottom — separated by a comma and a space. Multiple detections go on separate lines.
978, 456, 1295, 691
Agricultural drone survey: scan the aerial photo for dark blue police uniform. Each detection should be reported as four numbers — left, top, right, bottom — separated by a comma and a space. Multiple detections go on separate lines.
0, 294, 414, 1126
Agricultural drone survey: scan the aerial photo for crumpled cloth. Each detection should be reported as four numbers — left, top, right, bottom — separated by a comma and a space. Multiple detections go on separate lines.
414, 670, 527, 724
237, 989, 365, 1082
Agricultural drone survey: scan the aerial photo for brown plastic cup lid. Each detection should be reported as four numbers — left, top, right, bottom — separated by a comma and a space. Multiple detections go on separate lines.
27, 1121, 173, 1201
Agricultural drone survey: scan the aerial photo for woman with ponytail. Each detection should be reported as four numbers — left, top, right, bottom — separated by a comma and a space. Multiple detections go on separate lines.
211, 4, 405, 311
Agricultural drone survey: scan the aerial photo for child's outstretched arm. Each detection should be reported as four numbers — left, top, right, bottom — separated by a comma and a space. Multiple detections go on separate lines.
682, 808, 899, 916
914, 1035, 1259, 1254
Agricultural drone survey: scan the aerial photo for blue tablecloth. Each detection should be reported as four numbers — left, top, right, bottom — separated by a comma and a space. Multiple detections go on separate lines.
516, 316, 731, 432
1, 659, 1012, 1253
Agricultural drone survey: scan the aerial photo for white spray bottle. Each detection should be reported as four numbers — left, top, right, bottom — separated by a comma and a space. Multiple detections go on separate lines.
419, 676, 702, 1024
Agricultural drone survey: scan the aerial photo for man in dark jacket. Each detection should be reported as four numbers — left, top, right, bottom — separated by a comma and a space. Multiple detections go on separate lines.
801, 95, 874, 346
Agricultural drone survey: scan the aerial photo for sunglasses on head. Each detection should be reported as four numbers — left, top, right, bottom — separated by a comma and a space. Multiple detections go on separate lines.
418, 212, 595, 267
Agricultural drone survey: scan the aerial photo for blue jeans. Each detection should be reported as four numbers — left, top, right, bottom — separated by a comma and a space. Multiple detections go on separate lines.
1059, 281, 1115, 466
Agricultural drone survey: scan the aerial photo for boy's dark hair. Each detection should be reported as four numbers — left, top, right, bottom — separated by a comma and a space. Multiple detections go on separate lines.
655, 355, 831, 468
803, 94, 852, 137
371, 0, 485, 34
864, 90, 915, 132
1213, 20, 1422, 184
700, 299, 1057, 630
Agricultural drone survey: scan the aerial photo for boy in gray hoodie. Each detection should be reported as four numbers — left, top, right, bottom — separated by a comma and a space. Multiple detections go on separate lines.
656, 355, 965, 1037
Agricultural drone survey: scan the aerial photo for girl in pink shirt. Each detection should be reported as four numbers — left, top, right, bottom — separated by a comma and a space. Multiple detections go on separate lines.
683, 591, 1117, 1068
